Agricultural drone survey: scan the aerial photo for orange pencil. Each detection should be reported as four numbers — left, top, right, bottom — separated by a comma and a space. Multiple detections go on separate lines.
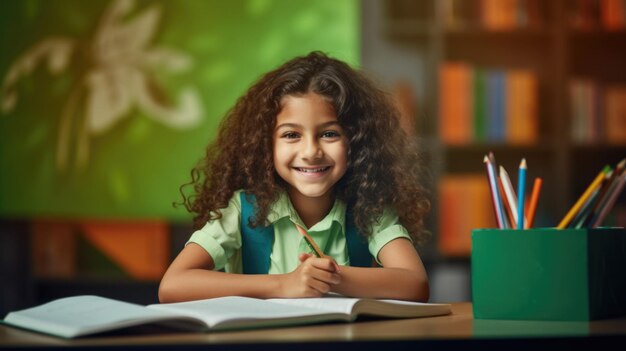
525, 177, 542, 229
294, 223, 325, 258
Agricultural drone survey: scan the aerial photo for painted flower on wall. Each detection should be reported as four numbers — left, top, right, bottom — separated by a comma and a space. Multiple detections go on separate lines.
0, 0, 203, 172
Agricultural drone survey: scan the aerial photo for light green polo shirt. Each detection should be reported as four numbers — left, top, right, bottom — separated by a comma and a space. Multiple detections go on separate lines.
187, 189, 411, 274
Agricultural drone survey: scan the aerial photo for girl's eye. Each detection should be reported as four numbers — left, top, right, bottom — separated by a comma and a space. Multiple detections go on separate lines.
321, 130, 340, 138
281, 131, 300, 139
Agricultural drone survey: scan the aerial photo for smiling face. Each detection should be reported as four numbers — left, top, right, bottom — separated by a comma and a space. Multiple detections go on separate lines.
273, 93, 348, 208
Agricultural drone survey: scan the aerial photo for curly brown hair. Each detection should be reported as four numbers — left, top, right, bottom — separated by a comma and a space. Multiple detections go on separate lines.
180, 51, 431, 245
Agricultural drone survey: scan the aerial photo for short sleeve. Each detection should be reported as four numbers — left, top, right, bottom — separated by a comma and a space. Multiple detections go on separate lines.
186, 190, 243, 271
368, 207, 412, 265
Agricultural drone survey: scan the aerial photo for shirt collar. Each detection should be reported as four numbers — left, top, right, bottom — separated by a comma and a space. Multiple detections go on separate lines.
267, 190, 347, 233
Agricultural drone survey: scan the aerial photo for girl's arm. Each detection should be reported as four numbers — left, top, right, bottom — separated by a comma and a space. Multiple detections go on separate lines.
330, 238, 429, 302
158, 243, 340, 303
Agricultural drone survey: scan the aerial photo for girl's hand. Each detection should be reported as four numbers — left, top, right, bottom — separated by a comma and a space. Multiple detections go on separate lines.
277, 253, 341, 298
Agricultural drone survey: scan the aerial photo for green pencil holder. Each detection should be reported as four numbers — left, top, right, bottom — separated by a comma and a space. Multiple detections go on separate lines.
471, 227, 626, 321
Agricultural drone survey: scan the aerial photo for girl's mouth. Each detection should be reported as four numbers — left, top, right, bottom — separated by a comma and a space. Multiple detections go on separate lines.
294, 166, 331, 173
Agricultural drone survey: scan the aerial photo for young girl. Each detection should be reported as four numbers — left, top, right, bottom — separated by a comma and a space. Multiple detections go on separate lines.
159, 51, 431, 303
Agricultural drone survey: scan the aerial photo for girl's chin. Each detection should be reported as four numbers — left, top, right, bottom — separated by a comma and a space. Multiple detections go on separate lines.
288, 186, 333, 200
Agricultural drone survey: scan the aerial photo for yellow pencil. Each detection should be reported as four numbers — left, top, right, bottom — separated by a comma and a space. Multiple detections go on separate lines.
557, 165, 611, 229
294, 223, 325, 258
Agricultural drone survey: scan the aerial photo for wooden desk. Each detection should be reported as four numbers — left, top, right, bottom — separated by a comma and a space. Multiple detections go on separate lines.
1, 303, 625, 350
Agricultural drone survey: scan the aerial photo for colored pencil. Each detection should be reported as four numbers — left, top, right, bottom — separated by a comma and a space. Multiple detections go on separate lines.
557, 165, 611, 229
588, 183, 617, 227
484, 155, 506, 229
592, 174, 626, 228
294, 223, 325, 258
498, 178, 514, 228
583, 158, 625, 227
489, 152, 508, 229
525, 177, 542, 229
499, 165, 520, 226
573, 187, 602, 229
517, 158, 527, 230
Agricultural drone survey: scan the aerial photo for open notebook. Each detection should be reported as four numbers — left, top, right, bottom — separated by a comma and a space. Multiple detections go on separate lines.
2, 295, 452, 338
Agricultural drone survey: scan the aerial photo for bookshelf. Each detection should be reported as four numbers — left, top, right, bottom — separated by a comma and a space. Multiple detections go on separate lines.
380, 0, 626, 260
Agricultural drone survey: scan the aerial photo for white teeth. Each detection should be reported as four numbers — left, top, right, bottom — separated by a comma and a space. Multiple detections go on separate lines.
296, 167, 329, 173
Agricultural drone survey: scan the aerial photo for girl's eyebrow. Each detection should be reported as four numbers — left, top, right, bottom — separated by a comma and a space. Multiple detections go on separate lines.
275, 121, 341, 131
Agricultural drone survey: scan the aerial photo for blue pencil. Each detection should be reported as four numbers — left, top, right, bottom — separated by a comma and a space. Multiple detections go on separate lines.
517, 158, 527, 230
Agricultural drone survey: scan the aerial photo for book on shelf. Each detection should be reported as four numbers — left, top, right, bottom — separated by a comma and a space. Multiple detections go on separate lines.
487, 70, 506, 142
506, 69, 538, 144
604, 85, 626, 145
482, 0, 518, 30
1, 295, 452, 339
473, 68, 488, 141
438, 175, 495, 256
569, 79, 626, 145
441, 0, 543, 30
439, 62, 473, 144
443, 0, 478, 29
569, 78, 602, 144
600, 0, 626, 30
438, 62, 538, 145
571, 0, 626, 30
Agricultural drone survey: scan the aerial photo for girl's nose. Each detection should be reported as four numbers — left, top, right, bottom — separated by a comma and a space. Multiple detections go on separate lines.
301, 137, 323, 160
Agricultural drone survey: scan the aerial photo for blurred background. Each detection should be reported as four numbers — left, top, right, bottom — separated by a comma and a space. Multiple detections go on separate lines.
1, 0, 625, 315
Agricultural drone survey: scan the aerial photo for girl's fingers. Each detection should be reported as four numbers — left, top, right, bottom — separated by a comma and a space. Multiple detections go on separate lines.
313, 270, 341, 285
332, 260, 341, 273
298, 253, 313, 263
298, 253, 341, 273
307, 277, 332, 294
304, 264, 341, 285
299, 259, 341, 283
309, 257, 340, 273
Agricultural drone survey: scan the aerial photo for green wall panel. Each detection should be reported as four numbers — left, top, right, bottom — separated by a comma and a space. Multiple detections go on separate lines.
0, 0, 359, 221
